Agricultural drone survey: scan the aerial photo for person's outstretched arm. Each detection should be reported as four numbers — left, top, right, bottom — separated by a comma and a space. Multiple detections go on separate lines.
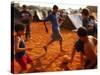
43, 15, 51, 33
44, 22, 48, 33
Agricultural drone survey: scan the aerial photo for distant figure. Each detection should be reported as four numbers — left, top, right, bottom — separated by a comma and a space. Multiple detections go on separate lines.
81, 8, 97, 36
70, 27, 97, 69
48, 10, 52, 15
43, 5, 64, 52
42, 11, 47, 19
20, 5, 32, 41
13, 4, 21, 25
59, 10, 65, 25
89, 15, 97, 38
33, 11, 40, 22
81, 8, 90, 29
14, 24, 33, 72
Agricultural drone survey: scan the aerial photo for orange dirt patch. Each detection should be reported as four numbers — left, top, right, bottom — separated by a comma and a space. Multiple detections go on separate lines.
13, 22, 82, 73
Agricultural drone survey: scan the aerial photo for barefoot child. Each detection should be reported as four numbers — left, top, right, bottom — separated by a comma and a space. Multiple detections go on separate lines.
14, 24, 33, 72
70, 27, 97, 69
43, 5, 64, 52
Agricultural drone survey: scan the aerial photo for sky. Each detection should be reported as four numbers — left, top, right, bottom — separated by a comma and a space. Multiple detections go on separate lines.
12, 0, 88, 9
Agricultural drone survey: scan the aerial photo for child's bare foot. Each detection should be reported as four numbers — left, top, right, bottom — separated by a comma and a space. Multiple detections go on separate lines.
43, 46, 47, 53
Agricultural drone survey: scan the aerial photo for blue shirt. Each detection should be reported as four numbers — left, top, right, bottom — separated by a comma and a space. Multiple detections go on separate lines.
44, 13, 60, 33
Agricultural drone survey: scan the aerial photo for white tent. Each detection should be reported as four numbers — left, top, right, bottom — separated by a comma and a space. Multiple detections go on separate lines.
36, 10, 44, 20
33, 10, 47, 21
61, 14, 83, 30
68, 14, 82, 29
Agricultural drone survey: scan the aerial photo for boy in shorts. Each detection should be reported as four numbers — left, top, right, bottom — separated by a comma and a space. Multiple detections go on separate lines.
43, 5, 64, 52
14, 24, 33, 72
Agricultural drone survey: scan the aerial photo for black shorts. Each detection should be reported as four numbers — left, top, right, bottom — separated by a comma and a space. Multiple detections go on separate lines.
85, 59, 97, 69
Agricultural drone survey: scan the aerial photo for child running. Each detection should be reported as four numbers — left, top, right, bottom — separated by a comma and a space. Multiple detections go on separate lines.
43, 5, 64, 52
14, 24, 33, 72
70, 27, 97, 69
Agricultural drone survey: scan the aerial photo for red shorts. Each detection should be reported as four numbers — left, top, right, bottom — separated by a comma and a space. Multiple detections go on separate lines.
16, 55, 32, 70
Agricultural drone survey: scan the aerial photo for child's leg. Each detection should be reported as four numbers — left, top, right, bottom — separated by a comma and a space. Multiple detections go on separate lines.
26, 24, 30, 41
26, 30, 30, 39
47, 39, 54, 46
16, 56, 27, 71
27, 55, 33, 63
59, 39, 63, 52
43, 39, 54, 52
27, 24, 31, 38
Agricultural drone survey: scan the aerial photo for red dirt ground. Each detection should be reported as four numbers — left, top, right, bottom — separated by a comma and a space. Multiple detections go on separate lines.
13, 22, 82, 73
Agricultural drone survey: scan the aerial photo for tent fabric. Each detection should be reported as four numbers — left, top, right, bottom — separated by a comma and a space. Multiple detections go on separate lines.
33, 10, 47, 22
61, 14, 82, 30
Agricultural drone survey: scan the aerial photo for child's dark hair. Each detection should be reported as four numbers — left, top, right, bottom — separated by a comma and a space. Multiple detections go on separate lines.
77, 27, 88, 37
15, 24, 25, 33
22, 5, 27, 8
81, 8, 90, 16
89, 15, 95, 20
53, 5, 58, 9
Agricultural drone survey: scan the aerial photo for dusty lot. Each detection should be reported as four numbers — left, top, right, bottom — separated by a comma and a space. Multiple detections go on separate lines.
13, 22, 83, 73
